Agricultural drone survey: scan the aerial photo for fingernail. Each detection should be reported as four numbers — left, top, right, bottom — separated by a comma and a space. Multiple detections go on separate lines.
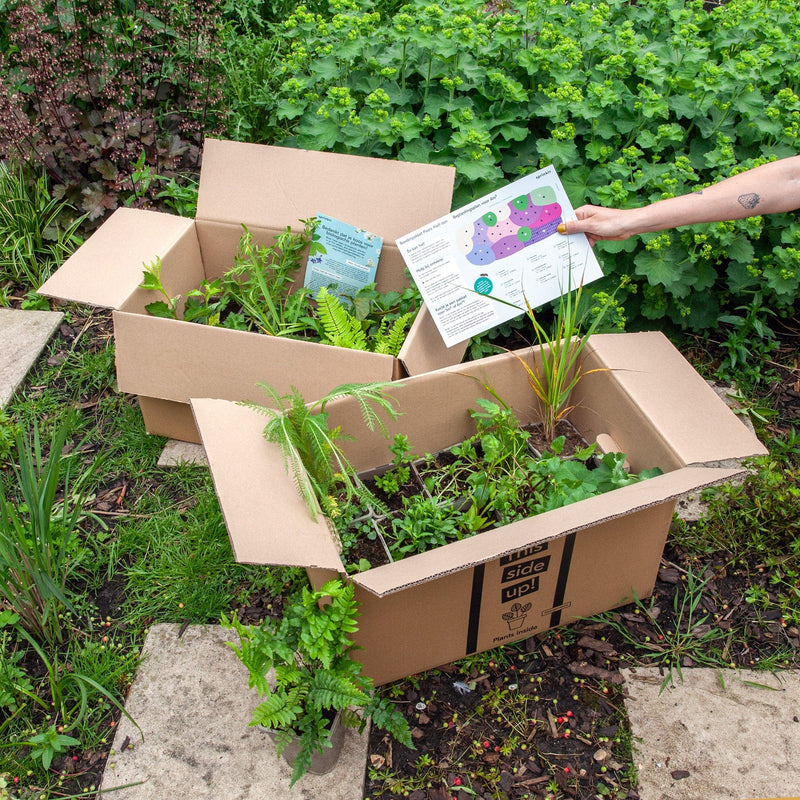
557, 223, 566, 234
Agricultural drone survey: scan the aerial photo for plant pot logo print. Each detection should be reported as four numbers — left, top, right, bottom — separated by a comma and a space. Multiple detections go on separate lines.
458, 186, 563, 267
502, 602, 532, 631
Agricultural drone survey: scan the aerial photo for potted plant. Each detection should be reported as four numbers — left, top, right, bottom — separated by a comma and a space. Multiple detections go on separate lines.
222, 579, 412, 786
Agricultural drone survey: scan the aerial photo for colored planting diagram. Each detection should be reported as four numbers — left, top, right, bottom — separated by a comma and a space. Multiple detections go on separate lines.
458, 185, 563, 271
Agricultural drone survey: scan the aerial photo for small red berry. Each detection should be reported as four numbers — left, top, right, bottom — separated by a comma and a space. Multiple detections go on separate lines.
494, 745, 500, 752
564, 766, 570, 773
566, 710, 573, 718
453, 777, 462, 786
483, 740, 490, 749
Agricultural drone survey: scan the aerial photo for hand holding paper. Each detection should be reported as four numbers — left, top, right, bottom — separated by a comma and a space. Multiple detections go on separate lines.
397, 167, 602, 347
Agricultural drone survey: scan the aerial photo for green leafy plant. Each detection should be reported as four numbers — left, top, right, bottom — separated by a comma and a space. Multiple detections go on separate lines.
350, 395, 661, 562
389, 495, 462, 558
222, 579, 412, 786
672, 456, 800, 625
0, 611, 139, 754
0, 160, 84, 289
598, 567, 728, 692
0, 418, 103, 646
510, 276, 616, 444
140, 220, 420, 352
26, 726, 80, 771
244, 381, 399, 520
248, 0, 800, 339
0, 0, 223, 221
223, 221, 315, 336
373, 434, 413, 496
0, 611, 33, 713
315, 286, 369, 350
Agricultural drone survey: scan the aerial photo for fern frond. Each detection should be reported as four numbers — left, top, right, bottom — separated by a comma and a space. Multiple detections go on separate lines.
251, 687, 304, 730
308, 670, 370, 711
317, 382, 400, 436
373, 312, 414, 356
316, 287, 368, 350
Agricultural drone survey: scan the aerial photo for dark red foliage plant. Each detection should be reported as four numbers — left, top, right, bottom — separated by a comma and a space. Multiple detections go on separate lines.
0, 0, 224, 223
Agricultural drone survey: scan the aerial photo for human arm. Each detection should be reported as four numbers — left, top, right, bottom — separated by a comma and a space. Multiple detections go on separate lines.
557, 155, 800, 245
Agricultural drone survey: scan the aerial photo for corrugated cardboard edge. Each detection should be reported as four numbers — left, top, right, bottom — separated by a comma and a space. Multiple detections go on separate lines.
38, 208, 194, 309
190, 397, 343, 571
197, 139, 456, 243
351, 466, 742, 597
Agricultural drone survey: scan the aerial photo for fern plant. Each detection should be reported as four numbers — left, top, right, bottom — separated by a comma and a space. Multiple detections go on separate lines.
373, 311, 414, 356
315, 286, 368, 351
314, 286, 415, 356
244, 381, 400, 521
222, 579, 412, 786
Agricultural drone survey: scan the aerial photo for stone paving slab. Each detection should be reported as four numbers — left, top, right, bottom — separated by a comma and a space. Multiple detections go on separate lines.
622, 666, 800, 800
157, 439, 208, 467
100, 624, 369, 800
0, 308, 63, 406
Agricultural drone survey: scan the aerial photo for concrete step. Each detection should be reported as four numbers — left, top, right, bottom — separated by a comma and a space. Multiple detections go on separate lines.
623, 666, 800, 799
0, 308, 63, 407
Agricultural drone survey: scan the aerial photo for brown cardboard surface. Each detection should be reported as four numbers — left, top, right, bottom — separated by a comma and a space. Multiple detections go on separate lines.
137, 397, 202, 443
398, 304, 468, 375
196, 140, 456, 241
191, 331, 765, 684
113, 311, 395, 406
576, 333, 769, 466
191, 398, 342, 570
39, 209, 195, 309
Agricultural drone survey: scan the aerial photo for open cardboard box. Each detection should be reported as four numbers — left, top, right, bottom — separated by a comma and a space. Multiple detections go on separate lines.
191, 331, 768, 686
39, 139, 464, 443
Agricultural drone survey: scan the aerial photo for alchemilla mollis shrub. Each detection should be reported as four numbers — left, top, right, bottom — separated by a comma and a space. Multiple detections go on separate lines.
244, 0, 800, 335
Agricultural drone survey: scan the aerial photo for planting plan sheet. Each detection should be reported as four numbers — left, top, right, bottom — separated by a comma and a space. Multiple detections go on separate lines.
397, 166, 602, 347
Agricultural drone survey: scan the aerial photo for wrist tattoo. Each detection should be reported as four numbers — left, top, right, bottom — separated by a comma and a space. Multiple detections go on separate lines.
693, 189, 704, 195
738, 192, 761, 210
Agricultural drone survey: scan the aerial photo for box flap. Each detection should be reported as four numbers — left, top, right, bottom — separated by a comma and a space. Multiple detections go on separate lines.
191, 398, 344, 570
399, 304, 469, 376
580, 332, 768, 466
351, 465, 742, 597
196, 139, 455, 243
38, 208, 195, 309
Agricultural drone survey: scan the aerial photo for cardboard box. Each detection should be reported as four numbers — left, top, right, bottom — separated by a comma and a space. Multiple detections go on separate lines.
39, 139, 464, 443
190, 331, 768, 685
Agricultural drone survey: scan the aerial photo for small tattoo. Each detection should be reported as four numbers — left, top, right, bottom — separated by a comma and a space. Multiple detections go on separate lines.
738, 192, 761, 210
693, 189, 704, 195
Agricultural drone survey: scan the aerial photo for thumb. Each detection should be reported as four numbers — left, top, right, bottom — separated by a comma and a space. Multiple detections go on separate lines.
557, 219, 576, 235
